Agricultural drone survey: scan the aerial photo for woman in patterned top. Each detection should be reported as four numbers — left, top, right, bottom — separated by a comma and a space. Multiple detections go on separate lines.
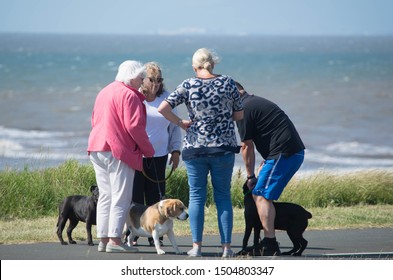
158, 48, 244, 258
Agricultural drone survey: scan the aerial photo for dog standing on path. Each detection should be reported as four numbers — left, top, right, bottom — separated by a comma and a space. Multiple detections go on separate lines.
125, 199, 188, 255
239, 182, 312, 256
56, 185, 99, 246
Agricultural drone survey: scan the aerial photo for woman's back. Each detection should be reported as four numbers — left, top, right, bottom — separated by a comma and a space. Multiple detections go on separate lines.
166, 75, 242, 151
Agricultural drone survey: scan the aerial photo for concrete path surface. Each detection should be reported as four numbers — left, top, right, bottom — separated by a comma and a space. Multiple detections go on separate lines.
1, 228, 392, 260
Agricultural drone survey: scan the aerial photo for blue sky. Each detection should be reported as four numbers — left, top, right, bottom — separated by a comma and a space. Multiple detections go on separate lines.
1, 0, 393, 35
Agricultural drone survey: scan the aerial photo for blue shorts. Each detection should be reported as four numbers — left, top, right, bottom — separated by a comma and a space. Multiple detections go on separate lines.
252, 150, 305, 200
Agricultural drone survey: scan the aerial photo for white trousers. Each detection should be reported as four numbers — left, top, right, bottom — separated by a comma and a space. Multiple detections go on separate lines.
89, 151, 135, 238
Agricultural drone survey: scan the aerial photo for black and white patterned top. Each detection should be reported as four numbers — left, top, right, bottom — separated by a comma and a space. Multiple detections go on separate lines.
165, 75, 243, 160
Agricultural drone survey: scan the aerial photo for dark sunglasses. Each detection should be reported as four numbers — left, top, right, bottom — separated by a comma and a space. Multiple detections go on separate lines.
147, 77, 164, 83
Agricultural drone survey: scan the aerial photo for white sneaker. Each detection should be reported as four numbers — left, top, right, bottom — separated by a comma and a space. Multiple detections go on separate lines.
106, 243, 139, 253
187, 247, 201, 257
97, 242, 107, 252
222, 249, 235, 258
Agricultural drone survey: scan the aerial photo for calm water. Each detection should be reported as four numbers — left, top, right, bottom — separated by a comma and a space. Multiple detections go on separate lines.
1, 33, 393, 172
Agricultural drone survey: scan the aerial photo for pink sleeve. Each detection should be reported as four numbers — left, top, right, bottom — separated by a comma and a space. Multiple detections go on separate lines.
124, 93, 155, 157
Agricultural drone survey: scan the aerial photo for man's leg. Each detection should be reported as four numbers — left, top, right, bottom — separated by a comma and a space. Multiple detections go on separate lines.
252, 158, 282, 256
254, 195, 275, 238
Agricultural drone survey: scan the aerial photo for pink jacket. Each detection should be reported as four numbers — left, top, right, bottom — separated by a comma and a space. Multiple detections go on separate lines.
88, 81, 155, 171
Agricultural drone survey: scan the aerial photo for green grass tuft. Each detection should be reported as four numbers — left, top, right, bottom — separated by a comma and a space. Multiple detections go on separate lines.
280, 170, 393, 207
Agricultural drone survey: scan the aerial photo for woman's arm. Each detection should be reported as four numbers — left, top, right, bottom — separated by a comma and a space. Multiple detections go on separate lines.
158, 100, 191, 130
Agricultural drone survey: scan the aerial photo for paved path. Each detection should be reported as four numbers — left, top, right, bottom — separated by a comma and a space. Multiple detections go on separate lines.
1, 228, 392, 260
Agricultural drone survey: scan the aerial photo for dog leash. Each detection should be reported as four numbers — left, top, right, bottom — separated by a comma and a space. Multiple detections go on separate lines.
142, 159, 174, 184
142, 166, 174, 184
145, 158, 171, 201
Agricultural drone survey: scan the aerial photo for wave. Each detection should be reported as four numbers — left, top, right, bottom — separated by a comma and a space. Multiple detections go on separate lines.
234, 141, 393, 173
0, 126, 87, 164
2, 126, 393, 172
304, 141, 393, 168
325, 141, 393, 158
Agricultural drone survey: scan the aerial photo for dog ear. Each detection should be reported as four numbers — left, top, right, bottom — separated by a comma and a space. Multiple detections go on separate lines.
159, 200, 168, 217
90, 185, 97, 192
165, 200, 177, 216
176, 200, 184, 210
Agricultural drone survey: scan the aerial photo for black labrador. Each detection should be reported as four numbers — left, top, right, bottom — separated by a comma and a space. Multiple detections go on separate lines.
56, 185, 99, 246
239, 182, 312, 256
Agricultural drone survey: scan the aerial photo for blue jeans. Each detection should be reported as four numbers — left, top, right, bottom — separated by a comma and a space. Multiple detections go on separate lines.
184, 153, 235, 244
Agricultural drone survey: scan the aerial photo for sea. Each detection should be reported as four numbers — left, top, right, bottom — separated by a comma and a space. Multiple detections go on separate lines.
1, 33, 393, 174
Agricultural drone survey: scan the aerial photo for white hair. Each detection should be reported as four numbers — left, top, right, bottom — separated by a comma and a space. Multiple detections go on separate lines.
115, 60, 145, 86
192, 48, 220, 72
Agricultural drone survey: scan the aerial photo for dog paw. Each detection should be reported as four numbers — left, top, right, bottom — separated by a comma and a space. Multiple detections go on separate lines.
237, 249, 248, 256
88, 242, 94, 246
175, 250, 182, 255
69, 241, 77, 244
157, 249, 166, 255
60, 242, 68, 245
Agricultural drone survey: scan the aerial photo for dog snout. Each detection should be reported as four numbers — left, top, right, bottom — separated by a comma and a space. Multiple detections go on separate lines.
177, 211, 189, 221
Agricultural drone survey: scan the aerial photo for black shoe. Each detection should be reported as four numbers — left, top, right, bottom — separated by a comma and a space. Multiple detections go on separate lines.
260, 238, 281, 256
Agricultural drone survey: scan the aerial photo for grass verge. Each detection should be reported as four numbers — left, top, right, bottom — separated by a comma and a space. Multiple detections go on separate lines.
1, 205, 393, 244
1, 160, 392, 244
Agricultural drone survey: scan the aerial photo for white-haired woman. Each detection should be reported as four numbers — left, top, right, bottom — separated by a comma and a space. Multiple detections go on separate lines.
158, 48, 244, 258
88, 60, 155, 253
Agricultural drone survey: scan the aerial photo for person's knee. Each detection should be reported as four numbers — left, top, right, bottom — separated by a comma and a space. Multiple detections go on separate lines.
254, 195, 274, 213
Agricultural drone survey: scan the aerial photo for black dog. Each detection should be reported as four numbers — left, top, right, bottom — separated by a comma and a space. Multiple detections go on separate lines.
239, 183, 312, 256
56, 185, 99, 246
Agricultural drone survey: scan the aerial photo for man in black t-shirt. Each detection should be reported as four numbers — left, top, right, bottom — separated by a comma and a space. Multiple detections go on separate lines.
235, 82, 305, 256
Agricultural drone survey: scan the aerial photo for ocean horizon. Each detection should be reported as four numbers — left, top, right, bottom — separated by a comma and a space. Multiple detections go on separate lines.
1, 33, 392, 173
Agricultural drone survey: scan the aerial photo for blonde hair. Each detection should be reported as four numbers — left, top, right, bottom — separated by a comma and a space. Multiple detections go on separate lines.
145, 62, 162, 79
192, 48, 220, 72
144, 62, 165, 97
115, 60, 145, 86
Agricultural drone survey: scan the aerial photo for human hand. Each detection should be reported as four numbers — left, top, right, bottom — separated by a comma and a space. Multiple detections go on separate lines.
246, 177, 257, 189
178, 119, 192, 130
169, 152, 180, 170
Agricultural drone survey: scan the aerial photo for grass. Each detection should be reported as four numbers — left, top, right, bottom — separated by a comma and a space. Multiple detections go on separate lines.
280, 170, 393, 207
0, 160, 392, 244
